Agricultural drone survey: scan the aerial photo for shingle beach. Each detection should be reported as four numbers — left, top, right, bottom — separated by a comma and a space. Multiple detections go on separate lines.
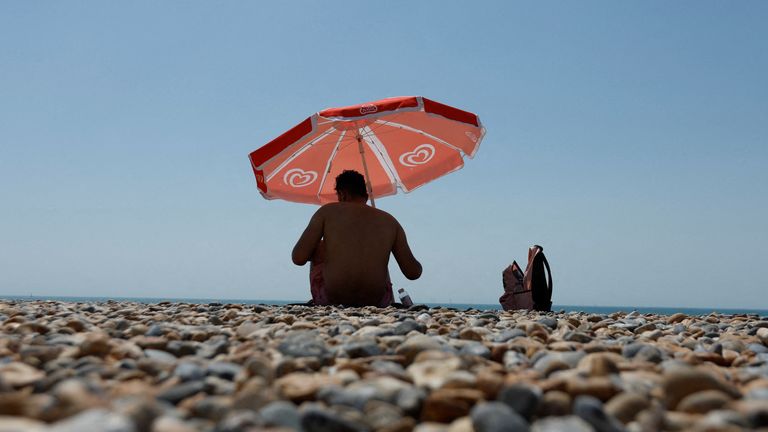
1, 300, 767, 431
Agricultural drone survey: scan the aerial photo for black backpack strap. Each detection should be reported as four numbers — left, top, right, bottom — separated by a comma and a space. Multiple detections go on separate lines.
541, 253, 553, 295
536, 251, 553, 312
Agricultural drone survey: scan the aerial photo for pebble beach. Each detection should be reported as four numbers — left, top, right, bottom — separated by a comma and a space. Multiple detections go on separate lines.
1, 300, 767, 432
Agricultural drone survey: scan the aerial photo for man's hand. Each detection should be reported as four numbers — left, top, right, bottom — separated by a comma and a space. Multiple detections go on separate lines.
292, 209, 324, 266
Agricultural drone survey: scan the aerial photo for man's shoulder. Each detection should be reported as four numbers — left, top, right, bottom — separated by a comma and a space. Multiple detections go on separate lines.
318, 202, 343, 213
369, 206, 400, 225
321, 203, 399, 224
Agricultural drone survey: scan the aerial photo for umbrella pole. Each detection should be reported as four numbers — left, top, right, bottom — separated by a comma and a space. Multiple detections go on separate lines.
357, 135, 376, 208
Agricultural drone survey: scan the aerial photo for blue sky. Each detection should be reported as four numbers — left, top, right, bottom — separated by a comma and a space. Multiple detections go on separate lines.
1, 1, 767, 308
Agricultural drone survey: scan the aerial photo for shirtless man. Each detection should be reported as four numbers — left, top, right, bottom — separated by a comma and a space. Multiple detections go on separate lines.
292, 170, 422, 306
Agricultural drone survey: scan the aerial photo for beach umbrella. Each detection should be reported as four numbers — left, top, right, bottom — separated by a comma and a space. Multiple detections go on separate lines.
248, 96, 485, 206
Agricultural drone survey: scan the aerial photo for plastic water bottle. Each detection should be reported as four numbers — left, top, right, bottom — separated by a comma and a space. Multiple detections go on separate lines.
398, 288, 413, 307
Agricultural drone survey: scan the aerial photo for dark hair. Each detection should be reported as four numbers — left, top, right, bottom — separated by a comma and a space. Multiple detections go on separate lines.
335, 170, 368, 198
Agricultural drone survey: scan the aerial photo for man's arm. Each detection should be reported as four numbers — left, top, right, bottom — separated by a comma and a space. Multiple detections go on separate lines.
392, 222, 422, 280
292, 209, 324, 266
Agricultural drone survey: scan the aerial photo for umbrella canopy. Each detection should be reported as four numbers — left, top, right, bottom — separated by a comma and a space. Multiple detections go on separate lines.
249, 96, 485, 205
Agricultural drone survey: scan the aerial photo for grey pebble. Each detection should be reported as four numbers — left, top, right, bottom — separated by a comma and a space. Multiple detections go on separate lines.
395, 387, 426, 417
205, 376, 236, 395
301, 406, 370, 432
166, 340, 198, 357
278, 331, 329, 358
621, 343, 644, 359
531, 416, 594, 432
343, 339, 383, 358
564, 331, 592, 343
504, 351, 529, 369
259, 401, 301, 430
144, 349, 177, 365
193, 396, 232, 421
460, 342, 491, 359
471, 402, 529, 432
145, 325, 164, 337
573, 395, 625, 432
49, 409, 135, 432
198, 340, 230, 359
538, 317, 558, 330
493, 329, 526, 343
319, 384, 378, 410
533, 351, 585, 373
635, 345, 663, 363
215, 410, 263, 432
394, 319, 426, 335
157, 380, 206, 404
497, 384, 540, 421
207, 361, 243, 381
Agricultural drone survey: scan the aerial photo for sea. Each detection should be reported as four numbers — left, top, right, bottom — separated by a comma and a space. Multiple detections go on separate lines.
1, 295, 766, 317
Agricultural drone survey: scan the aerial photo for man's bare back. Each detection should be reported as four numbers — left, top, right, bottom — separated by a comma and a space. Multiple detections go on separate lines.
292, 171, 421, 306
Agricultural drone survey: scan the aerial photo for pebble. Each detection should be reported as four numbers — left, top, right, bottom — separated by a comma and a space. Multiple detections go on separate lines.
538, 317, 558, 330
151, 416, 198, 432
0, 417, 47, 432
364, 400, 406, 430
259, 400, 301, 429
343, 338, 383, 358
0, 362, 45, 388
576, 353, 620, 376
301, 406, 370, 432
662, 366, 741, 409
634, 345, 663, 363
470, 402, 529, 432
459, 342, 491, 359
493, 329, 526, 343
604, 392, 649, 424
216, 410, 262, 432
531, 416, 594, 432
157, 381, 206, 404
537, 391, 571, 417
395, 335, 443, 363
144, 349, 177, 365
275, 372, 333, 402
78, 333, 112, 358
421, 388, 484, 423
48, 408, 135, 432
572, 395, 625, 432
497, 384, 540, 421
677, 389, 734, 413
206, 361, 243, 381
758, 328, 768, 345
174, 362, 205, 382
277, 331, 329, 358
395, 319, 426, 335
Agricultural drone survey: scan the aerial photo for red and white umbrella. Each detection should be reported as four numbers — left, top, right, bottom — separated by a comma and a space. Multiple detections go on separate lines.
249, 96, 485, 206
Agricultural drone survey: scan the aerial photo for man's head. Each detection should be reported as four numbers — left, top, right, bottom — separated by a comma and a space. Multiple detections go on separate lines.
335, 170, 368, 202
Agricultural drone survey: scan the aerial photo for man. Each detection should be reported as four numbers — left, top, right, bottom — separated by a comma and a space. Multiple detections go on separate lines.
292, 170, 422, 306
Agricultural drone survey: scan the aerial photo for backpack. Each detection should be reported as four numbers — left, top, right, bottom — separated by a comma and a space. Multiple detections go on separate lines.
499, 245, 553, 311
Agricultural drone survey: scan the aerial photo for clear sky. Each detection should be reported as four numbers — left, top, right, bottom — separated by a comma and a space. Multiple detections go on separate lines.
1, 1, 767, 308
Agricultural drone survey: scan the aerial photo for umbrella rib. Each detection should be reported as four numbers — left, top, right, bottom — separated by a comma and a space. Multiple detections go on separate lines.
373, 119, 465, 155
265, 126, 336, 183
316, 129, 347, 201
359, 126, 402, 191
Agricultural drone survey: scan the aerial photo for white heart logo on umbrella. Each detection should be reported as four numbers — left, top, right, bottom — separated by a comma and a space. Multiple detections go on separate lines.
283, 168, 318, 188
399, 144, 435, 167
